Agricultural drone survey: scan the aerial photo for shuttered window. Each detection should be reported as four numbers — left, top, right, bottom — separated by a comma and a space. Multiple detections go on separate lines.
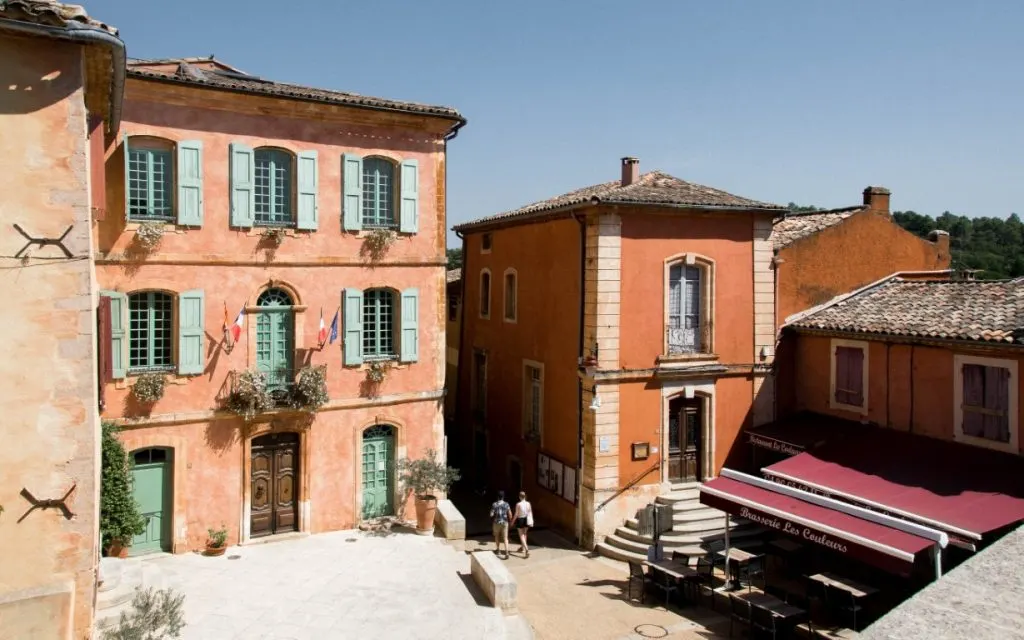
668, 264, 702, 354
129, 292, 173, 371
523, 364, 543, 441
362, 158, 395, 228
254, 148, 293, 225
480, 271, 491, 318
834, 346, 865, 407
504, 271, 517, 321
962, 364, 1010, 443
363, 289, 395, 358
128, 148, 174, 220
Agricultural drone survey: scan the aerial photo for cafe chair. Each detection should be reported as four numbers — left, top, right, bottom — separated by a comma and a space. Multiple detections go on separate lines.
828, 585, 863, 631
728, 593, 752, 638
751, 604, 780, 640
649, 567, 680, 607
740, 555, 766, 592
627, 562, 652, 604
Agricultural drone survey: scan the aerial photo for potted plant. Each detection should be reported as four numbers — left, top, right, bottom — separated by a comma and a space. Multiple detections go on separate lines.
362, 228, 396, 261
204, 525, 228, 556
131, 372, 166, 404
224, 369, 275, 421
289, 365, 328, 412
396, 449, 460, 535
260, 227, 286, 247
135, 221, 166, 251
100, 422, 147, 558
365, 360, 392, 384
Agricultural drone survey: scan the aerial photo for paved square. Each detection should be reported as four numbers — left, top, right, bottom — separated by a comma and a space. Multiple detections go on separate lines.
147, 530, 512, 640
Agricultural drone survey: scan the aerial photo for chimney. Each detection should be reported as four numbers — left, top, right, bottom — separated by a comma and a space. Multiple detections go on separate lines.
928, 229, 951, 260
621, 157, 639, 187
863, 186, 891, 215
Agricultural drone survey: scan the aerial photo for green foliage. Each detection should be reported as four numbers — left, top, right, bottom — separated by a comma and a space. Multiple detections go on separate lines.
100, 421, 146, 549
131, 373, 166, 404
787, 202, 821, 213
206, 525, 228, 548
362, 228, 396, 261
289, 365, 329, 411
396, 448, 461, 499
134, 222, 165, 251
892, 210, 1024, 279
102, 587, 186, 640
366, 360, 392, 384
446, 247, 463, 270
224, 369, 274, 421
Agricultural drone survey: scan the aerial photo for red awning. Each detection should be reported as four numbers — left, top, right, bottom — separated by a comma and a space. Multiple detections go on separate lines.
701, 476, 935, 575
762, 426, 1024, 540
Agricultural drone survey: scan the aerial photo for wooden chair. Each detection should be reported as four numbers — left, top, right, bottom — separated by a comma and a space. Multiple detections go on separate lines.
627, 562, 651, 604
728, 594, 752, 638
751, 605, 780, 640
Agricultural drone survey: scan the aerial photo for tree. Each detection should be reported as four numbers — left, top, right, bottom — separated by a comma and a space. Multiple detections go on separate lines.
100, 421, 146, 549
446, 248, 462, 270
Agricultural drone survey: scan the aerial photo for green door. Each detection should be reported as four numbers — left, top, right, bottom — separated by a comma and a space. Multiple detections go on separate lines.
256, 288, 294, 391
361, 425, 395, 519
131, 448, 171, 555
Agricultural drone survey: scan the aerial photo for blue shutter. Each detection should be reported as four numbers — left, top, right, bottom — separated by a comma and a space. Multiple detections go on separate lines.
177, 140, 204, 226
296, 150, 319, 231
122, 134, 131, 222
399, 288, 419, 363
343, 288, 363, 366
177, 289, 205, 375
342, 153, 363, 231
230, 142, 255, 228
101, 290, 127, 379
399, 159, 419, 233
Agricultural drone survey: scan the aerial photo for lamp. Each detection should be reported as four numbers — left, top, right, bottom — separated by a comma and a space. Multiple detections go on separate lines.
589, 392, 601, 411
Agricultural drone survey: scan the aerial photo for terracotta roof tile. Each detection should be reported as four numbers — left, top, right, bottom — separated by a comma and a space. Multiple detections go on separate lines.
453, 171, 783, 232
446, 268, 462, 284
790, 278, 1024, 344
125, 59, 463, 123
770, 206, 865, 249
0, 0, 117, 34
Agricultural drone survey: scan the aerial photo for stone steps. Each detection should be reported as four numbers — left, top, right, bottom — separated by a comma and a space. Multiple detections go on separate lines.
94, 557, 180, 632
614, 523, 763, 548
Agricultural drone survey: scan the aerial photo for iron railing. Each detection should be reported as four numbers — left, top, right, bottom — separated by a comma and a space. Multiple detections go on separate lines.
227, 367, 297, 407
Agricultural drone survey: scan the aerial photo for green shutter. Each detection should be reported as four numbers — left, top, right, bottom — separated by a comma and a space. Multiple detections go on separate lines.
122, 134, 131, 222
399, 159, 419, 234
296, 150, 319, 230
102, 290, 127, 379
230, 142, 255, 228
177, 289, 205, 375
399, 288, 419, 363
177, 140, 204, 226
343, 288, 363, 366
342, 153, 363, 232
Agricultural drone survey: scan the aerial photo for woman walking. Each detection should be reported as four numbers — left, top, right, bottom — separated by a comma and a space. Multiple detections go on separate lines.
514, 491, 534, 558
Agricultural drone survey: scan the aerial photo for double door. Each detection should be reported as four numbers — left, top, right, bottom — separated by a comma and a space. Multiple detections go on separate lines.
250, 432, 299, 538
668, 397, 702, 483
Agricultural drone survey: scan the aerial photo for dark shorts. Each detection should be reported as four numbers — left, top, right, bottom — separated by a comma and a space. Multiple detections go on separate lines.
515, 517, 529, 529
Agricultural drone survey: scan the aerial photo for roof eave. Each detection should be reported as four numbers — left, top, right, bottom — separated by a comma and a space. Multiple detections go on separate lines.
786, 325, 1024, 351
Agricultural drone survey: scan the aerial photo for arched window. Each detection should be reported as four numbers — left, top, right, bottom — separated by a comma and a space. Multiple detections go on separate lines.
363, 289, 397, 358
127, 137, 175, 220
256, 287, 294, 307
256, 288, 294, 389
254, 148, 294, 226
665, 256, 714, 355
129, 291, 174, 371
362, 158, 395, 229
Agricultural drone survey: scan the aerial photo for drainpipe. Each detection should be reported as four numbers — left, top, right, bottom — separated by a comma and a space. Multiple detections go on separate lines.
454, 229, 468, 468
0, 19, 126, 133
573, 212, 587, 545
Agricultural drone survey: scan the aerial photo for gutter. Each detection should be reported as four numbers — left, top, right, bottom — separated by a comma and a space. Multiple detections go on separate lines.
0, 18, 126, 133
444, 116, 468, 142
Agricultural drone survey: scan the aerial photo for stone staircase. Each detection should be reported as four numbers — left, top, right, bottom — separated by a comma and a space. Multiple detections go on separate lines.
595, 482, 762, 563
94, 556, 180, 633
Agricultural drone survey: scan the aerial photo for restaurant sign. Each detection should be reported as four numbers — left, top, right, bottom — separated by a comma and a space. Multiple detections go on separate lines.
738, 506, 849, 553
747, 433, 803, 456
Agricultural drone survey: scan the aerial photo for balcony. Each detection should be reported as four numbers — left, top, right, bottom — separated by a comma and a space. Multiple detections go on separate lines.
224, 365, 328, 419
659, 326, 718, 366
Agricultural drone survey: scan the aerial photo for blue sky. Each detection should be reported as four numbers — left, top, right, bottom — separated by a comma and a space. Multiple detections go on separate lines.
90, 0, 1023, 243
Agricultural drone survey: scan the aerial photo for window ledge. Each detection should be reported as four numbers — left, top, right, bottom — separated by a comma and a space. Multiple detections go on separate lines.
246, 227, 305, 238
953, 432, 1017, 455
115, 371, 191, 390
829, 399, 868, 416
657, 353, 719, 367
126, 220, 191, 234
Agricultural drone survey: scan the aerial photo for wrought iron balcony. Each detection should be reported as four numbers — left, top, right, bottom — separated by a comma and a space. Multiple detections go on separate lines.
226, 367, 297, 409
665, 325, 712, 357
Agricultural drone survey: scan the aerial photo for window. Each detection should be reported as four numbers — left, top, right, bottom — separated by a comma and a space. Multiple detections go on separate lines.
479, 270, 491, 319
129, 291, 174, 372
472, 350, 487, 420
830, 339, 868, 413
522, 362, 544, 442
254, 148, 293, 226
448, 293, 460, 322
362, 158, 395, 229
667, 262, 708, 354
955, 354, 1018, 452
363, 289, 396, 359
128, 146, 174, 220
504, 270, 517, 322
481, 233, 492, 253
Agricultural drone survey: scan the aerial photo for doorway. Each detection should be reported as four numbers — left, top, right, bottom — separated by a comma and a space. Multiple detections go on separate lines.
361, 425, 395, 519
130, 448, 172, 554
668, 396, 703, 483
250, 432, 299, 538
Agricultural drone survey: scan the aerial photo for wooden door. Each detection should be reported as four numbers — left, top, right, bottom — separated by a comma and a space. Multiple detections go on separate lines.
668, 397, 702, 482
361, 425, 395, 519
250, 433, 299, 538
130, 448, 171, 554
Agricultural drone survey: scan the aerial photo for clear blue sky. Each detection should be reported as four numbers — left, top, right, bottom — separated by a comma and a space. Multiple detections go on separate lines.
90, 0, 1024, 243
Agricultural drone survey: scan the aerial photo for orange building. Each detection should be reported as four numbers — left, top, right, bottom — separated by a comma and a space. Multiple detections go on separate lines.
771, 186, 951, 323
96, 57, 464, 553
452, 158, 783, 550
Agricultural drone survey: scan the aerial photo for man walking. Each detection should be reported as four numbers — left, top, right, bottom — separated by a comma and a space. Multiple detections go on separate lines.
490, 490, 511, 559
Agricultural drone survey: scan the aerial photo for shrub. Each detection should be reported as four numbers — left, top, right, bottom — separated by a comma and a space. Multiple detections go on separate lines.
206, 525, 228, 549
224, 370, 274, 421
100, 421, 146, 550
102, 587, 186, 640
289, 365, 328, 411
396, 449, 461, 499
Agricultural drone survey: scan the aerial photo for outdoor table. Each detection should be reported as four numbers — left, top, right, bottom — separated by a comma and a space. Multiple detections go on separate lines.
644, 559, 698, 606
715, 547, 762, 590
807, 572, 878, 599
734, 591, 807, 620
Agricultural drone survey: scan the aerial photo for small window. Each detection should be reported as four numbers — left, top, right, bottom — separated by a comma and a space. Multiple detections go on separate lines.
363, 289, 396, 359
129, 291, 174, 372
504, 270, 517, 322
830, 340, 867, 413
480, 271, 491, 319
481, 233, 492, 252
128, 146, 174, 220
362, 158, 396, 229
962, 364, 1010, 443
522, 363, 543, 442
472, 350, 487, 419
132, 448, 168, 465
254, 148, 294, 226
448, 293, 460, 322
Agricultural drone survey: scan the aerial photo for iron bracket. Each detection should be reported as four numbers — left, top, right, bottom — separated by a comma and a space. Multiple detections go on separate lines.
18, 484, 76, 522
13, 224, 75, 258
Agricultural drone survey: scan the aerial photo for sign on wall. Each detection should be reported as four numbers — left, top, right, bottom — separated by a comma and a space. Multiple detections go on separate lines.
536, 451, 577, 505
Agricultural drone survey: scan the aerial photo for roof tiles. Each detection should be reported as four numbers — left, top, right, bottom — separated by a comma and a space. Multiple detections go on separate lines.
770, 206, 866, 249
0, 0, 117, 33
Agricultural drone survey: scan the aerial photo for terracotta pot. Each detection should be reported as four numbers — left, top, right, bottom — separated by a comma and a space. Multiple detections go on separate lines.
105, 539, 129, 559
204, 544, 227, 557
414, 495, 437, 534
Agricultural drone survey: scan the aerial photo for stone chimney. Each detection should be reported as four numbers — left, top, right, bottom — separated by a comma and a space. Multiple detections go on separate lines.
863, 186, 891, 215
621, 157, 639, 187
928, 229, 951, 258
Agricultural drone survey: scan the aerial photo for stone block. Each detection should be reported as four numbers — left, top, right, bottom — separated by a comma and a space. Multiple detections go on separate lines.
434, 499, 466, 541
470, 551, 517, 613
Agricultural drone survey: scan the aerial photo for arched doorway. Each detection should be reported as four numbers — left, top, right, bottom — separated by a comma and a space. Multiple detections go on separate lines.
255, 287, 294, 393
130, 448, 173, 554
361, 425, 395, 519
250, 432, 299, 537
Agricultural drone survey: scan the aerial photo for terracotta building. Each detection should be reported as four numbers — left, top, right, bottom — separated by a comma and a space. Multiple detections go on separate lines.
771, 186, 951, 323
0, 1, 122, 637
452, 158, 783, 550
96, 57, 464, 553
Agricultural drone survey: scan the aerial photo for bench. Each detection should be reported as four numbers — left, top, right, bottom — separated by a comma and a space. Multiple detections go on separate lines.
470, 551, 518, 613
434, 499, 466, 541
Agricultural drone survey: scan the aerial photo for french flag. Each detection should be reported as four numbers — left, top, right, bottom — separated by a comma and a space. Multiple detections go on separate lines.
318, 307, 328, 344
230, 307, 245, 342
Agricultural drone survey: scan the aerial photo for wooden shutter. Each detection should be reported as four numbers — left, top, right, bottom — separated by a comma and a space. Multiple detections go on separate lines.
177, 289, 205, 375
343, 288, 363, 366
847, 347, 864, 406
982, 366, 1010, 442
101, 290, 127, 379
296, 150, 319, 230
122, 133, 131, 221
177, 140, 204, 226
962, 364, 985, 437
342, 153, 363, 231
97, 296, 112, 410
399, 159, 419, 233
834, 347, 851, 405
229, 142, 255, 228
399, 288, 419, 363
